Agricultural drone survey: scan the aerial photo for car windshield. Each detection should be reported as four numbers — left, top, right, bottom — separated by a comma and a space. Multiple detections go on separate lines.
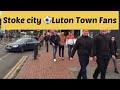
15, 38, 30, 43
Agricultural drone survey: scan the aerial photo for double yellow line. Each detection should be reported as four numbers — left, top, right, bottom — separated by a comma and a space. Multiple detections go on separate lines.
3, 56, 28, 79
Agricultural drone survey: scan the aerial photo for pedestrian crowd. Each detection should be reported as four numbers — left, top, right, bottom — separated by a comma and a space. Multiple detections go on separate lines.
38, 30, 120, 79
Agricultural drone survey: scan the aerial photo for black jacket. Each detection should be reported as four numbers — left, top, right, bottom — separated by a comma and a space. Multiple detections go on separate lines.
50, 35, 60, 46
93, 33, 115, 57
71, 35, 93, 58
113, 41, 117, 53
106, 33, 112, 40
112, 41, 118, 57
44, 35, 49, 42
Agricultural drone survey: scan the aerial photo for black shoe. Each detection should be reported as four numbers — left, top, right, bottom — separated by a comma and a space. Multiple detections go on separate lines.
114, 70, 119, 74
93, 75, 97, 79
77, 76, 81, 79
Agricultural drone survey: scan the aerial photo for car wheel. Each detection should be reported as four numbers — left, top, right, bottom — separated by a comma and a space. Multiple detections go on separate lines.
20, 47, 24, 53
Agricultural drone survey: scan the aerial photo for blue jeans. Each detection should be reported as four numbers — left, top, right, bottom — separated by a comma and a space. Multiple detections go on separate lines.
53, 45, 58, 59
68, 45, 73, 59
77, 56, 89, 79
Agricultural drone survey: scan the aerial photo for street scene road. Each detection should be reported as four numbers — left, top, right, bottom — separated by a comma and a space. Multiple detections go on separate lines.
0, 41, 33, 78
0, 30, 120, 79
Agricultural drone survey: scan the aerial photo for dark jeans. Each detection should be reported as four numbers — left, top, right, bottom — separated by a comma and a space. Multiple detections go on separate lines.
53, 45, 58, 59
40, 41, 44, 46
59, 45, 64, 57
77, 56, 89, 79
46, 41, 49, 52
93, 56, 110, 79
68, 45, 73, 59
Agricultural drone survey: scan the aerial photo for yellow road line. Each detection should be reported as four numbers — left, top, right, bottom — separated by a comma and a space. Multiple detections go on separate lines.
3, 56, 25, 79
8, 56, 28, 79
3, 56, 28, 79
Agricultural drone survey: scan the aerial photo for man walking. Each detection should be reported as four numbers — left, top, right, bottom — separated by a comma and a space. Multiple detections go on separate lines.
66, 31, 74, 59
39, 35, 44, 47
93, 30, 115, 79
50, 31, 60, 62
44, 33, 49, 52
70, 30, 94, 79
59, 32, 66, 60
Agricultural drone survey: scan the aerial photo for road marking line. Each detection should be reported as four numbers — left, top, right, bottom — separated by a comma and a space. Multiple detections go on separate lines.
3, 56, 28, 79
0, 53, 11, 61
10, 56, 28, 79
3, 56, 25, 79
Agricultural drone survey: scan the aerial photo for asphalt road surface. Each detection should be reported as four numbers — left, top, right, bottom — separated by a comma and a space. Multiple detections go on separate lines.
0, 44, 33, 79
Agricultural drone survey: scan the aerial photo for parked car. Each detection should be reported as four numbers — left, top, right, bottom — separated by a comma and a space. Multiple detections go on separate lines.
5, 38, 40, 52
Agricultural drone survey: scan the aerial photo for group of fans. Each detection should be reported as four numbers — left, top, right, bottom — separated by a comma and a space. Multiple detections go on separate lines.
39, 31, 76, 60
38, 30, 119, 79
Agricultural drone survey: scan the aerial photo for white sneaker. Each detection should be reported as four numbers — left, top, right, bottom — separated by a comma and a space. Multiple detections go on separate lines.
59, 57, 61, 59
54, 59, 56, 62
62, 57, 64, 60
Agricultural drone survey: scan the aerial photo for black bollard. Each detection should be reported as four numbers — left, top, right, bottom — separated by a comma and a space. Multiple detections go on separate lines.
34, 43, 38, 59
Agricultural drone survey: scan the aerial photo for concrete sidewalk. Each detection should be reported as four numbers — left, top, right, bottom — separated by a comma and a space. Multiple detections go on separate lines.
15, 45, 120, 79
